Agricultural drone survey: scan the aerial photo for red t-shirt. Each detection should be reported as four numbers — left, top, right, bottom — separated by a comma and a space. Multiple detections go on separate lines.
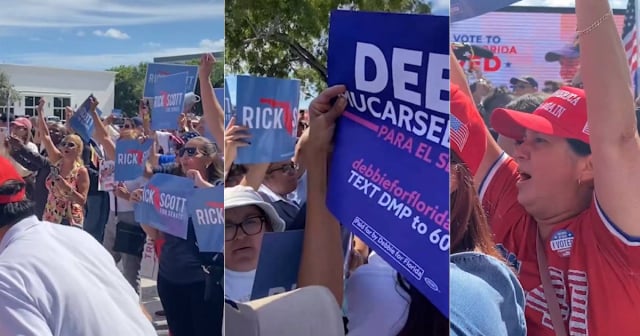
480, 153, 640, 336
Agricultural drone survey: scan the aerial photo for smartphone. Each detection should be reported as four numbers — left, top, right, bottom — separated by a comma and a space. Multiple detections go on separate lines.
49, 166, 60, 179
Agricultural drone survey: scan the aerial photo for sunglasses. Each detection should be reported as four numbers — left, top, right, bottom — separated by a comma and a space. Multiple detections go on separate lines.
511, 84, 528, 90
59, 141, 76, 149
178, 147, 200, 157
225, 216, 266, 241
123, 124, 133, 129
267, 162, 298, 175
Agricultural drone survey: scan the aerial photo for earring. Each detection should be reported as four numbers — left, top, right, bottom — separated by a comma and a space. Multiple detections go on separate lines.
578, 178, 582, 185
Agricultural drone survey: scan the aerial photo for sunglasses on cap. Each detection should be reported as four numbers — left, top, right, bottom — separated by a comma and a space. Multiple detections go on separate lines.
178, 147, 201, 157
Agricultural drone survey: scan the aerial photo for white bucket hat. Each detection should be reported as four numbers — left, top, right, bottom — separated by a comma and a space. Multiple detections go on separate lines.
224, 185, 286, 233
224, 285, 344, 336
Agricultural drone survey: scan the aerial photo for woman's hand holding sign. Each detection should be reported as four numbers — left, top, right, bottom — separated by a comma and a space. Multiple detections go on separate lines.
298, 84, 348, 305
223, 116, 251, 172
306, 85, 348, 157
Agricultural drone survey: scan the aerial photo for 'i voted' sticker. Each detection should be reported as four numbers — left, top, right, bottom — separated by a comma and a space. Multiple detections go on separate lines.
550, 230, 574, 257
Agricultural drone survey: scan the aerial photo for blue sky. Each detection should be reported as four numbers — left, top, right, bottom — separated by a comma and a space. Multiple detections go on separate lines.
0, 0, 224, 71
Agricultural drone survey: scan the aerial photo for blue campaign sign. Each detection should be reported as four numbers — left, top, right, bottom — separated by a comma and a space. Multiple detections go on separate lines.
250, 230, 304, 300
187, 186, 224, 253
150, 72, 188, 130
69, 95, 95, 143
133, 174, 194, 239
450, 0, 519, 23
144, 63, 198, 98
224, 78, 234, 127
234, 75, 300, 164
114, 139, 153, 181
326, 11, 450, 316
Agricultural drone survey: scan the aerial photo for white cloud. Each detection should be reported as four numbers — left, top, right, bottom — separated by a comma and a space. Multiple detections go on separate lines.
5, 45, 226, 71
199, 38, 224, 50
0, 0, 224, 28
93, 28, 130, 39
76, 31, 85, 37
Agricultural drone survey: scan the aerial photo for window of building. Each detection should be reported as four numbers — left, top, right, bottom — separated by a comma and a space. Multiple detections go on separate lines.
0, 107, 14, 116
24, 96, 42, 117
53, 97, 71, 119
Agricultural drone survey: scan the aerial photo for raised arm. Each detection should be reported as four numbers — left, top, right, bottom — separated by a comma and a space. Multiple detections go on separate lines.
239, 163, 269, 191
450, 46, 503, 187
198, 54, 225, 147
36, 99, 62, 163
87, 99, 116, 161
297, 85, 348, 305
7, 136, 50, 172
576, 0, 640, 237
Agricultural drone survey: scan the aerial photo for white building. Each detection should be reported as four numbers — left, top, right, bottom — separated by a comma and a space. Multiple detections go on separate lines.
0, 64, 115, 120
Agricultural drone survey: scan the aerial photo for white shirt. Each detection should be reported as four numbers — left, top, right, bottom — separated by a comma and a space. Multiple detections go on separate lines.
156, 131, 172, 154
224, 268, 256, 303
345, 252, 410, 336
258, 184, 299, 209
0, 216, 156, 336
108, 176, 147, 212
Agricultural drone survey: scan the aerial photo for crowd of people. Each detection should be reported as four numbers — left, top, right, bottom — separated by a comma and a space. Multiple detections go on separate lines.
0, 53, 225, 336
1, 0, 639, 335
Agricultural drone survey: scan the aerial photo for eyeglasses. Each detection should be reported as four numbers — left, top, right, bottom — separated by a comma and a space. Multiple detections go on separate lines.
267, 162, 298, 175
179, 147, 200, 157
225, 216, 265, 241
59, 141, 76, 149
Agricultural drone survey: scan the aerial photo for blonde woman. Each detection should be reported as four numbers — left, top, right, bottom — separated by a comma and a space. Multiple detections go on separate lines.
37, 99, 89, 227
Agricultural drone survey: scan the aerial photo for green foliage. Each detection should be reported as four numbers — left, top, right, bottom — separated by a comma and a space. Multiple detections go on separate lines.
225, 0, 431, 96
185, 58, 225, 88
108, 58, 224, 118
107, 63, 147, 117
0, 72, 21, 110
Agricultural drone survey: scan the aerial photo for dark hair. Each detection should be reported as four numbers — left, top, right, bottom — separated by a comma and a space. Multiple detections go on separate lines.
482, 86, 513, 126
450, 151, 502, 258
395, 273, 448, 336
169, 137, 224, 182
225, 163, 247, 187
0, 180, 34, 228
567, 139, 591, 157
504, 93, 549, 114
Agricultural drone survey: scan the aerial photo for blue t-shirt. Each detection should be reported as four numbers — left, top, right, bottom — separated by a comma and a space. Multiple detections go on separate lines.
158, 155, 176, 165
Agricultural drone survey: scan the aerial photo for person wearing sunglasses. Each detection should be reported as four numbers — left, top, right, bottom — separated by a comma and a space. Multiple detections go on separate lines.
224, 185, 286, 303
132, 135, 225, 336
508, 76, 538, 97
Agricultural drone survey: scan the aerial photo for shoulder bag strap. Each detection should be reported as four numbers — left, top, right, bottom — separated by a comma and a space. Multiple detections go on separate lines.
536, 232, 568, 336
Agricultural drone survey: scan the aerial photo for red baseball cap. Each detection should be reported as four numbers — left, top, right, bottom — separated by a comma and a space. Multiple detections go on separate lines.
11, 117, 33, 132
450, 83, 487, 175
491, 86, 590, 144
0, 156, 25, 204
